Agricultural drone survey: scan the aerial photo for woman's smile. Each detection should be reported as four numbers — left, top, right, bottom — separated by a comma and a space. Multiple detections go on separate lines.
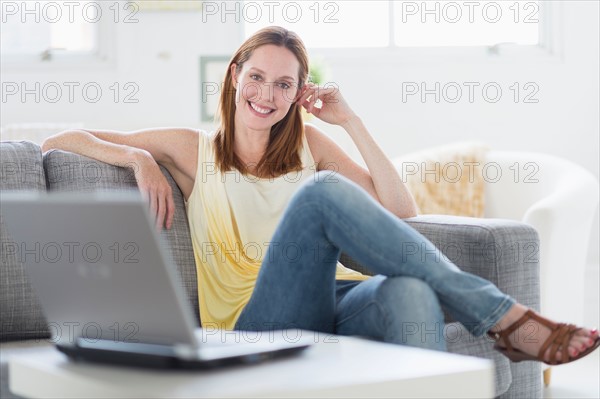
247, 100, 275, 117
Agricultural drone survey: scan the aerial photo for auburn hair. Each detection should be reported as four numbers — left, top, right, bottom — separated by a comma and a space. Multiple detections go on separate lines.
213, 26, 309, 178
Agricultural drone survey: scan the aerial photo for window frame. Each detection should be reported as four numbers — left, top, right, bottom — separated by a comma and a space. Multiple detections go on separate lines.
242, 0, 562, 65
0, 2, 116, 71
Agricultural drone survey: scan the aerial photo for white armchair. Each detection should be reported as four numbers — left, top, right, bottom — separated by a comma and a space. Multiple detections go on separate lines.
483, 151, 599, 328
394, 145, 598, 386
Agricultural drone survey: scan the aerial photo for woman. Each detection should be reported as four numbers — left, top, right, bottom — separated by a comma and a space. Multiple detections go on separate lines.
42, 26, 599, 365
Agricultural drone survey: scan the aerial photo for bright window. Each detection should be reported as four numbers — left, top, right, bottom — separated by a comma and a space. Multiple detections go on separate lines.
243, 1, 390, 48
1, 1, 101, 59
243, 0, 540, 48
394, 1, 539, 47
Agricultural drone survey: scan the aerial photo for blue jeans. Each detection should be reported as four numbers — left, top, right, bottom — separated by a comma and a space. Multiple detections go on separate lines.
235, 172, 515, 350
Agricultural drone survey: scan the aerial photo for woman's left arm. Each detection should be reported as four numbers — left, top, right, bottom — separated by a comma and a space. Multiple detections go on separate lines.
342, 116, 417, 218
305, 121, 418, 219
298, 83, 418, 219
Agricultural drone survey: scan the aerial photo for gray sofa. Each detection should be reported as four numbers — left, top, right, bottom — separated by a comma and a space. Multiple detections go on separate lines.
0, 140, 541, 398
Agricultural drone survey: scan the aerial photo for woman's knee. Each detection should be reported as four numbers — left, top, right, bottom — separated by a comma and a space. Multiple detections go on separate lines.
377, 277, 443, 320
376, 277, 446, 350
295, 170, 357, 204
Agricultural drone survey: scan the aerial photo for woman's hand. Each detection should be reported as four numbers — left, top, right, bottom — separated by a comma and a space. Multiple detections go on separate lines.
133, 150, 175, 231
296, 82, 357, 126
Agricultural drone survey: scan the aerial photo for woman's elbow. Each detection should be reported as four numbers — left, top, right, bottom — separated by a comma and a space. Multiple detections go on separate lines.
395, 202, 418, 219
400, 210, 418, 219
383, 202, 418, 219
41, 135, 57, 153
41, 130, 80, 152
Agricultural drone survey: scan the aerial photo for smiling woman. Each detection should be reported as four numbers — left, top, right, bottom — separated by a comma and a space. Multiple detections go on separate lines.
41, 25, 600, 368
214, 40, 307, 178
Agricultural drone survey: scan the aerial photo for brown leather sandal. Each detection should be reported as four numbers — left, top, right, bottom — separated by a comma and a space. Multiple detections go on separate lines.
487, 309, 600, 365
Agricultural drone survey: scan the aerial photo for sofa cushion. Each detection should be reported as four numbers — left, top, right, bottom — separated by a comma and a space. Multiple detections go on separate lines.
392, 142, 489, 218
42, 150, 200, 324
0, 141, 50, 341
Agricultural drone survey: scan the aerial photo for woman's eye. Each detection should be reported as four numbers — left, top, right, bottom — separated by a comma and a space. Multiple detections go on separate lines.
250, 74, 261, 81
278, 82, 290, 89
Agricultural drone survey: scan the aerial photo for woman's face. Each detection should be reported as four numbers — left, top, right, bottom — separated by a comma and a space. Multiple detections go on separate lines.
231, 44, 301, 130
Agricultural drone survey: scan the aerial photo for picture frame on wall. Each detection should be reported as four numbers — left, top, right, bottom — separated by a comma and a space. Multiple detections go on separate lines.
136, 1, 203, 12
200, 56, 230, 123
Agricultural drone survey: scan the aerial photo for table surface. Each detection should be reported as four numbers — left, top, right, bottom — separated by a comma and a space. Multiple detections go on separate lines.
9, 333, 494, 398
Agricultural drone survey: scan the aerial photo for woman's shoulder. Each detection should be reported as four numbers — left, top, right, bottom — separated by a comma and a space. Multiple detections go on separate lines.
303, 123, 324, 165
194, 128, 211, 142
195, 129, 216, 152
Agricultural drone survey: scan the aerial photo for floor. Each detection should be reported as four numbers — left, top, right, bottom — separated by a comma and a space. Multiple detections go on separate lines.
543, 351, 599, 398
543, 264, 600, 399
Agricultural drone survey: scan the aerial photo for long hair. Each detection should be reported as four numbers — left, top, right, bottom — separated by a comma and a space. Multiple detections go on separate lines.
213, 26, 309, 178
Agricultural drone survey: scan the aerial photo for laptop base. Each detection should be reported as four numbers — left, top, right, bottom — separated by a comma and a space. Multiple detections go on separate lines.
57, 341, 310, 370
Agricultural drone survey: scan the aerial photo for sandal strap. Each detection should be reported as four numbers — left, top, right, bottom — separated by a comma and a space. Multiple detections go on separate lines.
494, 310, 557, 349
541, 324, 580, 364
490, 308, 588, 364
541, 324, 569, 364
490, 309, 562, 356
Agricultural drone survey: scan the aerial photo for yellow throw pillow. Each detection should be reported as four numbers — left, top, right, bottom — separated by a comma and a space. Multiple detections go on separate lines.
392, 142, 490, 218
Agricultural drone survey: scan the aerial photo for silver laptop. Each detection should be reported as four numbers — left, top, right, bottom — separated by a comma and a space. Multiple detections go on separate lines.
1, 190, 311, 369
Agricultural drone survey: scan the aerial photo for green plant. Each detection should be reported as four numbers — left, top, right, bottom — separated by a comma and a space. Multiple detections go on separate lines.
308, 58, 328, 85
302, 58, 329, 120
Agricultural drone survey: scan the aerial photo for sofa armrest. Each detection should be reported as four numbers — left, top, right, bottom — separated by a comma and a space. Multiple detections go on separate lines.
340, 214, 542, 397
406, 215, 542, 399
407, 214, 539, 305
341, 214, 540, 309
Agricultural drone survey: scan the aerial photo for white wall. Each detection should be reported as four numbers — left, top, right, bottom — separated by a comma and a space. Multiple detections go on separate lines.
1, 11, 241, 131
304, 1, 600, 275
1, 1, 598, 269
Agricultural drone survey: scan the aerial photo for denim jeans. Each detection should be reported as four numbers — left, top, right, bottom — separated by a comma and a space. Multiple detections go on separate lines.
235, 171, 516, 350
334, 276, 447, 350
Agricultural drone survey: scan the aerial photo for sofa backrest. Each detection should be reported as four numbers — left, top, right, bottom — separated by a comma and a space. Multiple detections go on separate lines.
0, 141, 201, 341
43, 149, 200, 325
0, 141, 50, 341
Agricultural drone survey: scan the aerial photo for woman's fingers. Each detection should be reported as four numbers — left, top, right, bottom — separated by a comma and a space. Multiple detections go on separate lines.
148, 188, 158, 227
166, 191, 175, 230
303, 98, 315, 113
158, 187, 174, 231
314, 86, 338, 104
298, 84, 337, 111
142, 184, 162, 231
309, 90, 317, 112
299, 87, 319, 113
296, 87, 312, 105
133, 162, 174, 231
156, 191, 166, 231
304, 92, 329, 114
296, 83, 318, 105
148, 186, 174, 231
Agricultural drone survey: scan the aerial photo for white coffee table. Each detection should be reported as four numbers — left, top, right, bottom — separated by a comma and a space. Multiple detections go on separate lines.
9, 334, 494, 398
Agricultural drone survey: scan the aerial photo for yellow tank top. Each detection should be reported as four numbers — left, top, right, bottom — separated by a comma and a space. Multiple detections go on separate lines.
185, 130, 368, 330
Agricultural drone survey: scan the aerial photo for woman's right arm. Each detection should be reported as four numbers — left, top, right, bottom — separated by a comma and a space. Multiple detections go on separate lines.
41, 128, 199, 231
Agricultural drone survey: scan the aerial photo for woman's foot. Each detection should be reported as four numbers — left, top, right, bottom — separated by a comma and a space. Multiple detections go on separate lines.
489, 303, 600, 364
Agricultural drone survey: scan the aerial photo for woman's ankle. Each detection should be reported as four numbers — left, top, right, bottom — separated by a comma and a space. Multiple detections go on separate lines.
490, 303, 528, 334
